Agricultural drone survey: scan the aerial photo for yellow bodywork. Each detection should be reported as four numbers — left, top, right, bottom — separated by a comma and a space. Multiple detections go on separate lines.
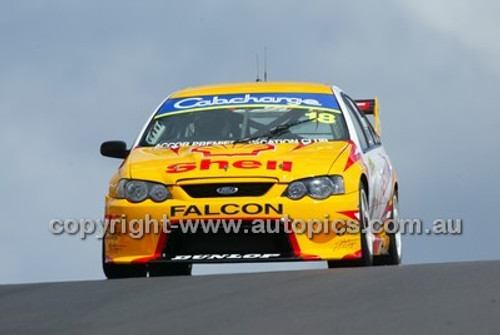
104, 82, 387, 264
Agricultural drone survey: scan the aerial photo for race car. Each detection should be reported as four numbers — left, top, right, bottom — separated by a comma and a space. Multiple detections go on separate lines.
100, 82, 401, 278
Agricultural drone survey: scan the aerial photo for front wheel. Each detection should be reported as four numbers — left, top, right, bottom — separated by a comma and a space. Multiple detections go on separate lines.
358, 185, 374, 266
375, 193, 402, 265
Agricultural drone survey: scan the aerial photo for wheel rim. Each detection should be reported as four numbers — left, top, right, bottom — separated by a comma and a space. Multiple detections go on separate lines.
360, 189, 373, 257
392, 194, 402, 261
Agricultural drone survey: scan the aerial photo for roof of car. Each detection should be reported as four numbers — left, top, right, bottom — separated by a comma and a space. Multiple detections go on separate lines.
170, 82, 334, 98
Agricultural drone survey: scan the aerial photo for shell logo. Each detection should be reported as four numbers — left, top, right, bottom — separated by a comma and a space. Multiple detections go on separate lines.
191, 143, 275, 157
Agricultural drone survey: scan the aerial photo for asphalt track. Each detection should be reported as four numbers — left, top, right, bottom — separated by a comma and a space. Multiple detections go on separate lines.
1, 261, 499, 335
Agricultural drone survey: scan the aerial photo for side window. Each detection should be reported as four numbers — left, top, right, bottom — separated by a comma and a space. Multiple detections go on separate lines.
342, 95, 369, 151
365, 121, 381, 145
343, 94, 377, 149
354, 103, 381, 145
358, 113, 376, 147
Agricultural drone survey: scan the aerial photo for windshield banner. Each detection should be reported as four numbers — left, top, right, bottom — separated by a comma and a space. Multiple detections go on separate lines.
156, 93, 340, 117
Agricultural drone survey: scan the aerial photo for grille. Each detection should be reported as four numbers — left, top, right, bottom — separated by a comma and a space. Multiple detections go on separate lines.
163, 221, 293, 259
181, 182, 273, 198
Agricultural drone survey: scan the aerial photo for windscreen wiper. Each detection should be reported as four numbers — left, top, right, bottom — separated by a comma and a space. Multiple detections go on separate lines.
233, 117, 316, 144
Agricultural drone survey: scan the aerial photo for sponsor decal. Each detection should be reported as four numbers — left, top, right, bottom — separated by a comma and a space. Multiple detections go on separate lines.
191, 143, 275, 157
331, 239, 358, 251
174, 94, 321, 109
166, 158, 292, 173
171, 253, 281, 261
169, 203, 283, 217
156, 93, 341, 117
156, 138, 328, 149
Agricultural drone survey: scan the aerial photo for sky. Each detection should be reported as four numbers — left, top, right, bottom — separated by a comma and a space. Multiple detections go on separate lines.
1, 0, 499, 284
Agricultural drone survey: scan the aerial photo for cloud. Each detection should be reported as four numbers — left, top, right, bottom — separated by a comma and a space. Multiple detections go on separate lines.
403, 0, 500, 73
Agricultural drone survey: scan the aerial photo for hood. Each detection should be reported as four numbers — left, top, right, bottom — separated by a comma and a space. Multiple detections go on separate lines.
126, 141, 349, 184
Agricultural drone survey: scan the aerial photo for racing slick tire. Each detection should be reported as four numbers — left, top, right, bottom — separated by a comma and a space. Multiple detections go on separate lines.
374, 192, 402, 266
328, 182, 373, 268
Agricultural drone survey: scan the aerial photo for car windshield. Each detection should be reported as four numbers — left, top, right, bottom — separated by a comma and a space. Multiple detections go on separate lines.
139, 93, 349, 147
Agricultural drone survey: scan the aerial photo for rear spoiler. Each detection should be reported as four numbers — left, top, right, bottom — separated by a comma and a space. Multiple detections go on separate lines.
355, 98, 380, 135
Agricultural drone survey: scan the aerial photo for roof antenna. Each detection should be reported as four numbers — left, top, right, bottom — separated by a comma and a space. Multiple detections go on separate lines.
255, 53, 262, 82
263, 46, 268, 82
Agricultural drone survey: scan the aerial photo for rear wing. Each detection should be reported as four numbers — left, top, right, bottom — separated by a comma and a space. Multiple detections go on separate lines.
355, 98, 380, 135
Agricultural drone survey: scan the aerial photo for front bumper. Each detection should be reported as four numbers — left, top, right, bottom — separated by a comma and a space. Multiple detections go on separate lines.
104, 184, 362, 264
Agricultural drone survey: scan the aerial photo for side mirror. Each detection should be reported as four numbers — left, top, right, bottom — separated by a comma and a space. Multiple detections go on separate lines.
100, 141, 130, 159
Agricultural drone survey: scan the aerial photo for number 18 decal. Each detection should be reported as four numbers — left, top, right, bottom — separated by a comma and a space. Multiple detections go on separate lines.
305, 111, 336, 124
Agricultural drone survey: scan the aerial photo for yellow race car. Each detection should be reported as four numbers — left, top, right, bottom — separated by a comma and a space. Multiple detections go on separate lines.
100, 82, 400, 278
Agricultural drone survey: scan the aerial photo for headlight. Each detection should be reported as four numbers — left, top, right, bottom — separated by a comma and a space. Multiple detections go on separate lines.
125, 181, 149, 203
116, 179, 172, 203
307, 177, 336, 199
283, 175, 345, 200
149, 183, 170, 202
286, 181, 308, 200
